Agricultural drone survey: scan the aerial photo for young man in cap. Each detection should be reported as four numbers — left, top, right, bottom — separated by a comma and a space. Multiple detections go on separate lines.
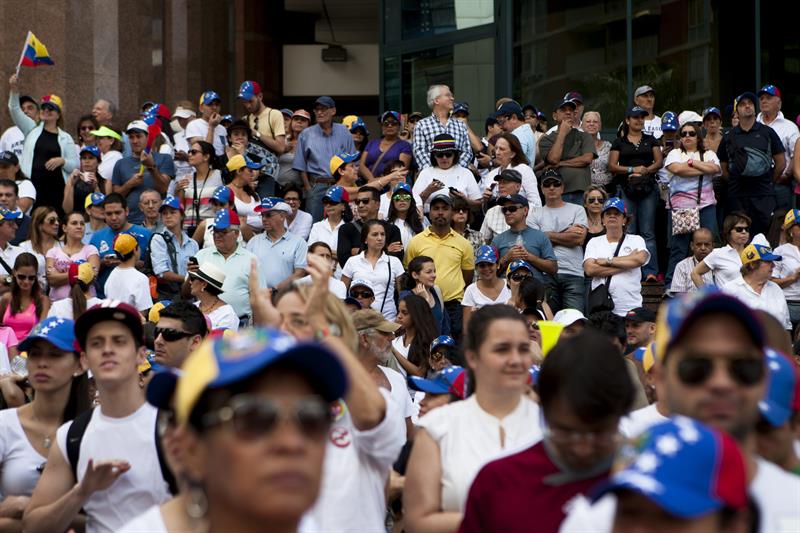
633, 85, 662, 138
703, 106, 724, 151
495, 101, 536, 165
336, 186, 402, 267
104, 233, 153, 312
237, 80, 286, 155
23, 302, 173, 533
0, 178, 31, 244
112, 120, 174, 224
624, 306, 656, 353
479, 168, 526, 242
492, 193, 558, 281
184, 90, 227, 155
246, 197, 308, 290
530, 168, 588, 312
412, 84, 473, 170
718, 92, 786, 237
755, 349, 800, 475
538, 97, 596, 205
226, 118, 279, 198
149, 195, 199, 300
756, 84, 799, 199
0, 95, 39, 157
152, 301, 207, 368
82, 192, 107, 245
293, 96, 355, 222
667, 227, 715, 296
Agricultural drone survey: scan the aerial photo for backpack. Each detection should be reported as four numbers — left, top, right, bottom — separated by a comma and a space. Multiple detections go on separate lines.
141, 232, 181, 300
726, 129, 773, 177
66, 408, 178, 495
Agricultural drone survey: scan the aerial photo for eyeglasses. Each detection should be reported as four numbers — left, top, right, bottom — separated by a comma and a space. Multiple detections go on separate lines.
44, 217, 59, 224
675, 355, 764, 387
382, 121, 399, 127
434, 152, 455, 159
154, 327, 195, 342
80, 125, 94, 131
510, 272, 531, 282
680, 130, 698, 137
351, 290, 374, 299
541, 181, 562, 189
201, 394, 333, 440
393, 194, 412, 202
188, 149, 201, 155
732, 226, 750, 233
501, 205, 523, 214
586, 197, 605, 204
544, 425, 621, 446
284, 197, 301, 203
355, 198, 372, 206
15, 274, 36, 282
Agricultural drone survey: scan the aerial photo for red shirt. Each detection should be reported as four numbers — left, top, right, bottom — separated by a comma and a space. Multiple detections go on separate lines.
459, 441, 609, 533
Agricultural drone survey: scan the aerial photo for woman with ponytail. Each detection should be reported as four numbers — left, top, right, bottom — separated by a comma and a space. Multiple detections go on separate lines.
47, 262, 102, 320
45, 212, 99, 302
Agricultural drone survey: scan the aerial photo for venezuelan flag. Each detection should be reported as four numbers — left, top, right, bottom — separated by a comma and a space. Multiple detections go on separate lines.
20, 32, 54, 67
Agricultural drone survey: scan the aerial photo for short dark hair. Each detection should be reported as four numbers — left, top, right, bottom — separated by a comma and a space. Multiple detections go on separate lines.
465, 304, 527, 353
357, 185, 381, 201
19, 95, 38, 109
587, 311, 627, 349
158, 302, 209, 337
103, 192, 127, 209
538, 330, 635, 423
722, 212, 752, 245
281, 184, 303, 199
0, 178, 18, 196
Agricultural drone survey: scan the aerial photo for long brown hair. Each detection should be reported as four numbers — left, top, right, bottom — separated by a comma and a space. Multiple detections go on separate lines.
29, 206, 59, 255
9, 252, 45, 316
498, 132, 530, 166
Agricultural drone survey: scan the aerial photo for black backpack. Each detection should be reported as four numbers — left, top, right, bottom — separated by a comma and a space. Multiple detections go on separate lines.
725, 129, 773, 177
66, 408, 178, 495
141, 231, 182, 300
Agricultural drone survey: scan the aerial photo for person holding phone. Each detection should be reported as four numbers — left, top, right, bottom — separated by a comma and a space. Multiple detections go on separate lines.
412, 134, 482, 213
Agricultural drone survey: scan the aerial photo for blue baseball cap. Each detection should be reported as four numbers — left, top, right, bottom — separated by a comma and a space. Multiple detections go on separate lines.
79, 145, 101, 160
349, 117, 369, 135
0, 207, 23, 222
408, 365, 466, 399
626, 106, 648, 118
209, 209, 241, 231
159, 195, 183, 213
735, 92, 758, 107
757, 84, 781, 98
529, 364, 541, 386
602, 197, 626, 215
661, 111, 679, 131
315, 96, 336, 109
280, 108, 293, 118
430, 335, 456, 353
85, 192, 106, 209
740, 243, 782, 265
759, 349, 800, 427
147, 327, 349, 424
380, 111, 400, 123
199, 90, 222, 106
453, 101, 470, 116
498, 193, 529, 208
392, 182, 412, 195
18, 317, 76, 353
220, 114, 233, 124
255, 197, 292, 214
237, 80, 261, 101
702, 107, 721, 119
592, 416, 748, 518
329, 152, 360, 175
475, 244, 498, 265
211, 186, 232, 205
323, 185, 349, 204
507, 260, 534, 276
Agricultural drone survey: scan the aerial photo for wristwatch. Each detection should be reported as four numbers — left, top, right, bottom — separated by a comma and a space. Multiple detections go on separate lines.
606, 257, 613, 266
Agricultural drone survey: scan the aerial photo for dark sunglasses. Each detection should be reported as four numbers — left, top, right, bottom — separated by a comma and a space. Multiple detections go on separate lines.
187, 149, 201, 155
501, 205, 523, 214
15, 274, 36, 282
680, 130, 698, 137
154, 327, 195, 342
382, 120, 400, 127
454, 207, 470, 214
355, 198, 372, 205
44, 217, 59, 224
732, 226, 750, 233
201, 394, 333, 440
541, 181, 562, 189
586, 197, 605, 204
676, 355, 764, 387
351, 290, 374, 299
510, 272, 531, 282
434, 152, 455, 158
80, 125, 94, 131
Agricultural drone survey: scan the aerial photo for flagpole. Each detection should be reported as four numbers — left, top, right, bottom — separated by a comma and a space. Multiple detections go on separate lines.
15, 31, 32, 77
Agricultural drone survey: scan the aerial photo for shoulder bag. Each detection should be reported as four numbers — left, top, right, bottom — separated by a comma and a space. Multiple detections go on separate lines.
669, 151, 704, 236
587, 234, 626, 314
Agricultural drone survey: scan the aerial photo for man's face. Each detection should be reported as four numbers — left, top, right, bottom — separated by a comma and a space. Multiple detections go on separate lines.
355, 193, 377, 219
21, 101, 39, 121
497, 114, 514, 132
434, 87, 454, 110
242, 94, 263, 114
0, 186, 17, 210
103, 202, 128, 231
691, 232, 714, 261
553, 105, 575, 124
160, 207, 182, 229
541, 179, 563, 202
80, 320, 144, 388
626, 320, 655, 349
656, 313, 766, 441
89, 204, 105, 221
613, 490, 729, 533
755, 414, 798, 469
362, 330, 393, 364
313, 105, 335, 125
128, 131, 147, 153
758, 94, 780, 116
703, 115, 721, 133
497, 178, 521, 197
92, 100, 112, 124
501, 202, 528, 226
261, 211, 285, 234
350, 285, 375, 309
634, 91, 655, 112
736, 98, 755, 119
428, 201, 452, 227
201, 100, 222, 119
153, 317, 200, 368
213, 227, 240, 254
545, 395, 621, 472
0, 220, 17, 243
139, 192, 161, 220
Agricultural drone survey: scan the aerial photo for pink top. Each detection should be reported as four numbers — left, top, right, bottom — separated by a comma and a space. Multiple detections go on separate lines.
3, 302, 38, 340
0, 326, 18, 349
46, 244, 99, 301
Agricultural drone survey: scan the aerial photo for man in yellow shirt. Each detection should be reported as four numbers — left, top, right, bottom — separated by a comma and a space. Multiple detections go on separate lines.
405, 193, 474, 341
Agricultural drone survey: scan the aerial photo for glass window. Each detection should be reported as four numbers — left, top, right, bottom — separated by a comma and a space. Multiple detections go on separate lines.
401, 0, 493, 40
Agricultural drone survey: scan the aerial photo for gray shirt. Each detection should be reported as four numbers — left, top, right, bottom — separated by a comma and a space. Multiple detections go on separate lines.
538, 129, 596, 194
529, 203, 588, 277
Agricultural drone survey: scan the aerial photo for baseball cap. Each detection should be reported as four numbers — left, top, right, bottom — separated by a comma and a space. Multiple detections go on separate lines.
41, 94, 62, 113
89, 126, 122, 141
292, 109, 311, 121
453, 101, 470, 116
529, 363, 542, 386
255, 197, 292, 215
349, 278, 374, 292
661, 111, 679, 132
654, 286, 765, 362
280, 108, 293, 118
507, 260, 534, 276
408, 111, 424, 121
68, 261, 95, 287
315, 96, 336, 108
626, 106, 649, 118
159, 195, 183, 213
678, 110, 703, 126
702, 107, 721, 119
758, 84, 781, 98
237, 80, 261, 101
199, 91, 222, 106
552, 309, 587, 328
626, 307, 657, 323
591, 416, 747, 518
113, 233, 138, 259
84, 192, 105, 210
227, 119, 249, 134
602, 197, 626, 215
475, 244, 499, 265
430, 335, 456, 353
735, 92, 758, 107
126, 120, 149, 134
349, 117, 369, 134
494, 169, 523, 183
18, 317, 76, 353
408, 365, 466, 399
740, 243, 782, 266
226, 154, 263, 172
540, 168, 563, 185
759, 349, 800, 427
496, 101, 524, 117
329, 152, 359, 176
189, 262, 226, 293
79, 146, 101, 160
210, 186, 232, 205
634, 85, 655, 97
0, 151, 19, 165
783, 209, 800, 230
498, 193, 529, 207
209, 209, 241, 231
172, 106, 196, 120
428, 192, 453, 206
75, 301, 145, 351
564, 91, 584, 103
147, 327, 349, 424
551, 97, 577, 112
380, 111, 400, 123
392, 182, 412, 196
323, 185, 349, 204
147, 300, 172, 323
352, 309, 401, 334
0, 207, 22, 222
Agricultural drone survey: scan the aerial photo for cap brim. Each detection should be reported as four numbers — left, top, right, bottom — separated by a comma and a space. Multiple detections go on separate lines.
75, 306, 144, 351
189, 270, 224, 292
591, 474, 721, 519
407, 376, 450, 394
146, 370, 180, 409
669, 293, 764, 353
18, 334, 74, 353
375, 321, 401, 334
760, 399, 791, 427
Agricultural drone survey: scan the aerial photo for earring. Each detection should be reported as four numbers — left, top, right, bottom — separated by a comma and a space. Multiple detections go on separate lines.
139, 373, 145, 389
186, 479, 208, 519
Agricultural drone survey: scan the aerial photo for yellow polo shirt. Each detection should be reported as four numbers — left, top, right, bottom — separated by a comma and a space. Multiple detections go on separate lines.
405, 228, 475, 301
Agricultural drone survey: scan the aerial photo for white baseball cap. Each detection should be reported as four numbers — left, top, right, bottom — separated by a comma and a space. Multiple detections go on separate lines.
552, 308, 587, 328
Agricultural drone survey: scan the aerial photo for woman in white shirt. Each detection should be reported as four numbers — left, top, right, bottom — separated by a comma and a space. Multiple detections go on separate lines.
723, 244, 791, 330
175, 140, 224, 233
89, 125, 123, 187
691, 212, 753, 288
462, 245, 511, 334
308, 186, 348, 255
341, 220, 404, 320
388, 183, 427, 248
478, 133, 541, 208
392, 293, 439, 378
405, 305, 542, 531
189, 262, 239, 331
773, 209, 800, 327
412, 134, 482, 213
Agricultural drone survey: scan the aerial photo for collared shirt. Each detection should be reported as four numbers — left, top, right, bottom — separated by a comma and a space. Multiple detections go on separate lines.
757, 111, 799, 176
308, 218, 345, 252
668, 255, 715, 295
773, 242, 800, 300
0, 242, 22, 277
288, 210, 313, 241
493, 227, 558, 283
342, 252, 405, 320
478, 164, 541, 208
412, 114, 472, 169
480, 205, 509, 243
195, 245, 257, 317
111, 154, 176, 224
538, 129, 596, 194
701, 244, 743, 288
246, 231, 307, 289
292, 123, 355, 178
150, 229, 199, 277
405, 228, 475, 301
723, 277, 791, 330
511, 122, 536, 165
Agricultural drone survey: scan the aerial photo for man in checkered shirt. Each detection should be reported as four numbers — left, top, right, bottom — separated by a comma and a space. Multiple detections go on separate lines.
412, 84, 473, 169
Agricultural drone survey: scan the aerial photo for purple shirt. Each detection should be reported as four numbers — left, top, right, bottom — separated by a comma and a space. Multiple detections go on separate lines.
363, 138, 412, 176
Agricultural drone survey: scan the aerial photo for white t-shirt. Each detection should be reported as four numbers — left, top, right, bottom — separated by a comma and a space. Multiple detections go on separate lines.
619, 403, 668, 438
478, 163, 541, 208
722, 277, 791, 330
120, 505, 321, 533
529, 203, 589, 277
233, 194, 262, 230
104, 266, 153, 311
0, 408, 47, 499
773, 243, 800, 301
194, 301, 240, 331
310, 388, 405, 532
183, 118, 228, 156
391, 335, 411, 378
0, 126, 25, 157
412, 166, 482, 213
17, 179, 36, 213
288, 210, 313, 241
294, 275, 347, 299
643, 115, 662, 139
55, 404, 171, 533
97, 150, 123, 181
47, 297, 104, 320
417, 394, 543, 512
380, 366, 414, 436
461, 282, 512, 309
584, 234, 650, 316
307, 218, 345, 253
342, 252, 405, 320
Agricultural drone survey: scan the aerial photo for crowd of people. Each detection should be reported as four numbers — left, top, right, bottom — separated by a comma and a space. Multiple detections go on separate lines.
0, 73, 798, 532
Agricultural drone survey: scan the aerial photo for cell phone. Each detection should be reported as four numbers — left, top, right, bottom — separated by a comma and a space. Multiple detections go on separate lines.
449, 187, 458, 194
188, 257, 198, 266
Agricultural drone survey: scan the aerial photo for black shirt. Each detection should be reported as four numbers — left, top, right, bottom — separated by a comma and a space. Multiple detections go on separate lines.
717, 121, 784, 197
610, 134, 658, 173
30, 130, 64, 212
337, 219, 403, 267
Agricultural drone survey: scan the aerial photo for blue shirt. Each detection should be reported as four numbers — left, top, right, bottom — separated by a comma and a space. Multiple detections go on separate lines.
149, 229, 199, 277
512, 123, 536, 166
111, 154, 175, 224
246, 231, 308, 289
492, 227, 557, 283
292, 123, 355, 178
195, 245, 257, 318
90, 224, 152, 297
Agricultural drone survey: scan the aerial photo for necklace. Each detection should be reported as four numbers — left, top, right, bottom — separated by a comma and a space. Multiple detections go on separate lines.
43, 436, 52, 449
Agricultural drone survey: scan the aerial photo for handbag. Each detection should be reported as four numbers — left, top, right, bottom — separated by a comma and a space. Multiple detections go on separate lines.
587, 235, 626, 314
669, 152, 704, 236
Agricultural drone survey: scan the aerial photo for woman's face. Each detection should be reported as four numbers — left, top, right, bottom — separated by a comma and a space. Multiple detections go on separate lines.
79, 121, 96, 145
41, 211, 60, 238
309, 246, 336, 272
419, 393, 451, 418
584, 191, 605, 215
14, 265, 37, 292
626, 116, 644, 132
476, 261, 497, 280
704, 115, 721, 134
40, 105, 59, 123
602, 209, 625, 230
65, 214, 86, 240
582, 113, 601, 135
679, 127, 698, 150
392, 192, 411, 214
80, 154, 99, 172
230, 129, 248, 145
161, 207, 182, 230
322, 200, 344, 219
395, 300, 412, 328
434, 151, 456, 170
291, 117, 310, 134
494, 138, 513, 166
728, 221, 750, 246
364, 224, 385, 251
339, 163, 358, 184
524, 315, 542, 346
188, 143, 208, 167
382, 118, 400, 138
26, 340, 81, 393
96, 136, 114, 153
351, 131, 364, 145
412, 261, 437, 287
467, 318, 533, 393
452, 206, 469, 225
276, 292, 313, 341
0, 164, 18, 180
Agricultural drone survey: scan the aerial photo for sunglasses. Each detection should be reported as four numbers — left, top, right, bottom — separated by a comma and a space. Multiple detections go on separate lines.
382, 120, 400, 127
680, 130, 698, 137
434, 152, 455, 159
732, 226, 750, 233
586, 197, 605, 204
80, 125, 94, 131
44, 217, 59, 224
351, 290, 374, 299
188, 149, 201, 155
501, 205, 523, 214
201, 394, 333, 440
393, 194, 412, 202
15, 274, 36, 282
154, 327, 195, 342
355, 198, 372, 206
510, 272, 531, 282
676, 355, 764, 387
454, 207, 470, 214
541, 181, 562, 189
